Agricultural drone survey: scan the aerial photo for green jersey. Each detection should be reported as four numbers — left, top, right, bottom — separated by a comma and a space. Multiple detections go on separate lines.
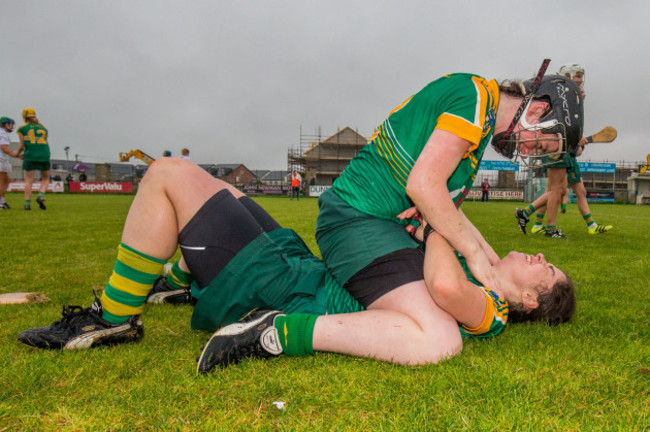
17, 123, 50, 162
456, 252, 509, 338
333, 73, 499, 221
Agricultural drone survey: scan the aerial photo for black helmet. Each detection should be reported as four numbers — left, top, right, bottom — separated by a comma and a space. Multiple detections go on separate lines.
492, 75, 584, 166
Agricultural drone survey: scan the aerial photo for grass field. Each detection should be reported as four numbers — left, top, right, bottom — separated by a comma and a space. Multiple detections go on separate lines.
0, 192, 648, 431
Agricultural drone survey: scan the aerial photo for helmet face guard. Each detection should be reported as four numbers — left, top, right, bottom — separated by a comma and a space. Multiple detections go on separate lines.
492, 75, 584, 167
558, 63, 585, 80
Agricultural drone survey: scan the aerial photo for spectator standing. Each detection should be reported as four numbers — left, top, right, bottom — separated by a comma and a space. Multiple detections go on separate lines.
0, 117, 20, 209
79, 171, 87, 182
16, 108, 50, 211
290, 170, 301, 200
481, 178, 490, 202
180, 148, 190, 160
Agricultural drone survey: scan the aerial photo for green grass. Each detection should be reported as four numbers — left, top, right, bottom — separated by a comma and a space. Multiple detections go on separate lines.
0, 192, 648, 431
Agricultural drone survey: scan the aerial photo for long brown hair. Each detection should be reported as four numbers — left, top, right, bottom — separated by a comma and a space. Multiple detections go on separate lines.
509, 275, 576, 325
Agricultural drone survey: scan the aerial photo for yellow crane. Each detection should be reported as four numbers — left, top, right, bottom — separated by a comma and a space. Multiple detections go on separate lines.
640, 154, 650, 174
119, 150, 156, 165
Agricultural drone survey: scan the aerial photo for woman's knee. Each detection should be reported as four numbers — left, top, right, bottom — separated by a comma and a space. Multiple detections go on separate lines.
141, 158, 198, 188
572, 182, 586, 197
144, 157, 182, 176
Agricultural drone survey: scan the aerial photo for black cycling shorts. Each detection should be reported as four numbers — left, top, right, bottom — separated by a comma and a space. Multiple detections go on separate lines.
178, 190, 279, 288
344, 248, 424, 307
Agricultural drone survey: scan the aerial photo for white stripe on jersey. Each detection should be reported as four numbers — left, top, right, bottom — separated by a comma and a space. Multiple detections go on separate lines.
384, 119, 416, 166
471, 79, 484, 128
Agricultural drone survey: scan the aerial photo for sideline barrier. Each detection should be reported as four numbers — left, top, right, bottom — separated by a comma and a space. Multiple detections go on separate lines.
8, 181, 64, 193
309, 185, 332, 197
242, 185, 291, 196
467, 189, 523, 200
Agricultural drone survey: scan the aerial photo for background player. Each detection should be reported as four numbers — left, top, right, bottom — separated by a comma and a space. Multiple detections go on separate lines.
530, 141, 613, 234
0, 117, 20, 209
516, 64, 612, 236
16, 108, 50, 210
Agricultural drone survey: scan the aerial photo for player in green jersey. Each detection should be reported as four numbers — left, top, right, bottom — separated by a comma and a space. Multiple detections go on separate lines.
18, 158, 364, 350
194, 66, 582, 371
196, 212, 574, 372
322, 73, 582, 292
16, 108, 50, 210
526, 142, 613, 235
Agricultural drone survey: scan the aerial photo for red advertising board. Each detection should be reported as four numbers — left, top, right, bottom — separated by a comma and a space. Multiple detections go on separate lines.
68, 182, 133, 193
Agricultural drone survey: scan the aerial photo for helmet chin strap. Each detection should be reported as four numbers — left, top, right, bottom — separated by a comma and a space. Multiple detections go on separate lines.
516, 99, 534, 130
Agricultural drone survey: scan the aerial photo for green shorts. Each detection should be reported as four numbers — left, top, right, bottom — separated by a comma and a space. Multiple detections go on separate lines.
542, 153, 571, 171
566, 154, 582, 184
23, 160, 51, 172
190, 228, 362, 331
315, 188, 420, 286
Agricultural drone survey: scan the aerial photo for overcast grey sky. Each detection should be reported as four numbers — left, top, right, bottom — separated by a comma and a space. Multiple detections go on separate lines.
2, 1, 647, 169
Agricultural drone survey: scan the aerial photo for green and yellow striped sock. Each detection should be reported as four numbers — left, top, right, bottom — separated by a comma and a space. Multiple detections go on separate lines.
535, 213, 545, 226
101, 243, 165, 324
584, 213, 596, 229
166, 260, 193, 289
273, 314, 317, 356
522, 204, 536, 218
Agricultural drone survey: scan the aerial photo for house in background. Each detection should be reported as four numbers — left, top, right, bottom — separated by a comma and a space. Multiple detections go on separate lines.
251, 170, 289, 186
202, 163, 257, 187
288, 127, 367, 186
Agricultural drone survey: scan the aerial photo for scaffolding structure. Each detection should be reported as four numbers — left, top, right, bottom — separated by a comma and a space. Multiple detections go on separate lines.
287, 126, 367, 186
287, 126, 321, 175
